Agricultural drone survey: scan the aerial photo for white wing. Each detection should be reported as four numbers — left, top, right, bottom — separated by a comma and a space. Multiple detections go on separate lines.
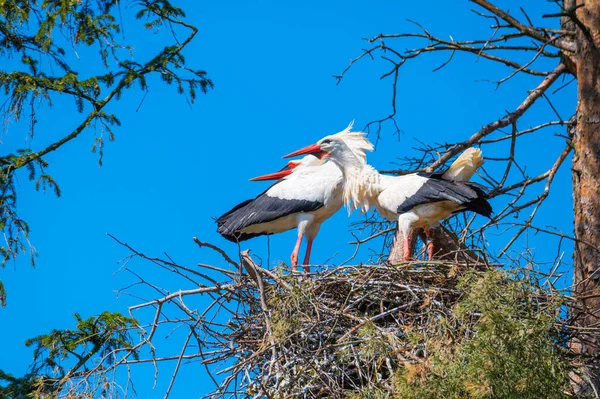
376, 174, 429, 218
267, 162, 343, 205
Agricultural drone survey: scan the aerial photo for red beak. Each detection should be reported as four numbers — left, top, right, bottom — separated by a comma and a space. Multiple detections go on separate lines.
249, 169, 293, 181
249, 162, 297, 181
282, 143, 324, 159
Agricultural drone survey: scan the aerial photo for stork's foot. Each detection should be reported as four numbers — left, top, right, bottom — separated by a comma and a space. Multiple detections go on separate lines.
423, 227, 435, 261
302, 238, 313, 273
427, 241, 435, 261
402, 232, 413, 262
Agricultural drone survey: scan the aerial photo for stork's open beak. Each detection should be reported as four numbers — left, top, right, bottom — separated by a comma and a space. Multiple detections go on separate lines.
282, 143, 324, 159
249, 162, 297, 181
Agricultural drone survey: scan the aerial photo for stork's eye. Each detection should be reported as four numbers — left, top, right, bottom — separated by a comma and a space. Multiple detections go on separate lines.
321, 139, 331, 145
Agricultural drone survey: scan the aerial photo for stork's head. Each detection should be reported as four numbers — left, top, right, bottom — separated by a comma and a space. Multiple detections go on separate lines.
283, 122, 373, 168
283, 135, 360, 170
249, 155, 324, 181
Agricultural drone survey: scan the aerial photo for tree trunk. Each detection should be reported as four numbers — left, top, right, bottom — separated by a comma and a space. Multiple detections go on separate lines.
571, 0, 600, 394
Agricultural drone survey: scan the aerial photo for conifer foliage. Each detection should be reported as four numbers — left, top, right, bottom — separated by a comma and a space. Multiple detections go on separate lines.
0, 0, 212, 280
0, 312, 136, 398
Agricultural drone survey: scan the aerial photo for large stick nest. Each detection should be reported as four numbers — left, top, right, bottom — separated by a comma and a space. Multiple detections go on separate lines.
243, 262, 466, 397
197, 255, 591, 399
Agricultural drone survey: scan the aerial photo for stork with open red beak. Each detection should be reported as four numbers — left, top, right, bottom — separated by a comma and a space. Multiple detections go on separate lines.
216, 124, 373, 272
284, 134, 492, 262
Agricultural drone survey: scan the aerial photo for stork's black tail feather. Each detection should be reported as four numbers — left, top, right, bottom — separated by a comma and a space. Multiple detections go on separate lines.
461, 181, 493, 218
216, 199, 262, 243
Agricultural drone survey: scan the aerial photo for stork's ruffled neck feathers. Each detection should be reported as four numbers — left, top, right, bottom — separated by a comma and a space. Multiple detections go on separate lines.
325, 140, 381, 213
342, 164, 381, 213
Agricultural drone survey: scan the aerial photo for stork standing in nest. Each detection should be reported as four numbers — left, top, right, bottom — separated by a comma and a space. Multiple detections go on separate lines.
216, 124, 373, 271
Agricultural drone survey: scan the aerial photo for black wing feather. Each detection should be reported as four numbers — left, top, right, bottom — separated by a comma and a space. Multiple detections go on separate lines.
216, 185, 323, 243
396, 172, 492, 217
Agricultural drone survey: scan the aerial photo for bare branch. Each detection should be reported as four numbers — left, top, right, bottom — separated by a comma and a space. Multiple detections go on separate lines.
470, 0, 575, 51
426, 63, 567, 172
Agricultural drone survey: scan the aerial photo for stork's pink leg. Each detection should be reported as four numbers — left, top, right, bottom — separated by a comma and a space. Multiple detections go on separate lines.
302, 238, 313, 273
402, 229, 413, 262
424, 227, 434, 260
291, 233, 303, 269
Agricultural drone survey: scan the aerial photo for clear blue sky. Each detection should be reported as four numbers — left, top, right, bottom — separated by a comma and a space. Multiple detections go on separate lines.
1, 1, 575, 397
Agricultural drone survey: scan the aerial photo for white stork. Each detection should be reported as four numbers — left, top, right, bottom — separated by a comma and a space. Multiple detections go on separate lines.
284, 134, 492, 262
216, 125, 373, 272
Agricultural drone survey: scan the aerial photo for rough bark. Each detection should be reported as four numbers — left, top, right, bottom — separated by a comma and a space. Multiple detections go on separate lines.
571, 0, 600, 394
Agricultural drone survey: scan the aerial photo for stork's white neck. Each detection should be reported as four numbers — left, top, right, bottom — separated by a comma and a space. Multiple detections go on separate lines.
327, 148, 381, 213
